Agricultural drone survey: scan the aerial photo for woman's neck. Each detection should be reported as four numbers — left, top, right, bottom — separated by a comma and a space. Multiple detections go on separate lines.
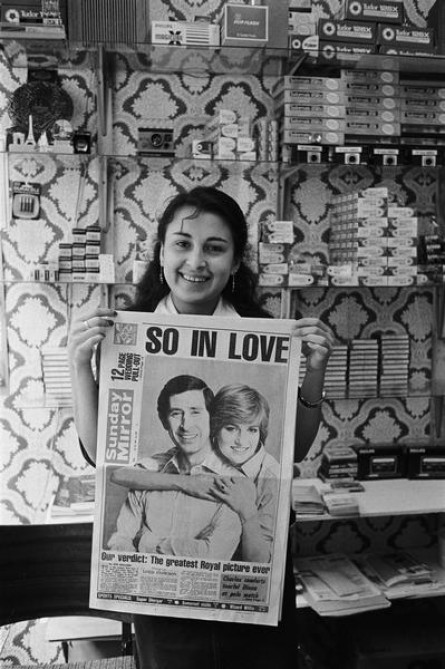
170, 294, 221, 316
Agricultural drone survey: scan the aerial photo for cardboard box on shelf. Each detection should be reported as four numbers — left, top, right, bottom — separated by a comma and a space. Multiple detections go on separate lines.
221, 0, 289, 48
345, 0, 404, 24
221, 3, 268, 46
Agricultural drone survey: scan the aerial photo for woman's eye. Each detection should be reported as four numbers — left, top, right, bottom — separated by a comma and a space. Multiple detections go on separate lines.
175, 241, 190, 249
248, 427, 260, 435
224, 425, 237, 433
205, 245, 225, 254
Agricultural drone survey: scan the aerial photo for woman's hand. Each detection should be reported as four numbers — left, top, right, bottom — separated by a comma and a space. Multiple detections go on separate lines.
180, 475, 218, 501
291, 317, 335, 372
211, 476, 257, 523
68, 308, 117, 368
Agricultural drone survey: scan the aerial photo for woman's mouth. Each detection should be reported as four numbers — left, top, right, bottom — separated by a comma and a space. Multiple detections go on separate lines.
180, 273, 209, 284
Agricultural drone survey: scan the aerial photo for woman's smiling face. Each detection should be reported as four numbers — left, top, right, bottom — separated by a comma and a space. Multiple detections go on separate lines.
160, 206, 239, 315
217, 420, 261, 466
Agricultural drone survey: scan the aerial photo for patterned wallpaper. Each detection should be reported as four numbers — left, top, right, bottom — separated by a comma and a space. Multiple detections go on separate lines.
0, 0, 441, 664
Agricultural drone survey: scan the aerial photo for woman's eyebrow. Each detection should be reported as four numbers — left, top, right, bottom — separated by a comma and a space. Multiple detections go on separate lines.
206, 236, 230, 243
172, 230, 192, 237
172, 231, 230, 244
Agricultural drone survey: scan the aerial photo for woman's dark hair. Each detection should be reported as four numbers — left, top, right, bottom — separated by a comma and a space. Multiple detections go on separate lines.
157, 375, 214, 430
130, 186, 270, 317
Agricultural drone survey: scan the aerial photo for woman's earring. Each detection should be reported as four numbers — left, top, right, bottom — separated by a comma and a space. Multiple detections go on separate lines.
232, 272, 236, 293
159, 268, 164, 284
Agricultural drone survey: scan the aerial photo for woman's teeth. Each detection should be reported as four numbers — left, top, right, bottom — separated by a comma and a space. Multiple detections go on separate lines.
182, 274, 207, 283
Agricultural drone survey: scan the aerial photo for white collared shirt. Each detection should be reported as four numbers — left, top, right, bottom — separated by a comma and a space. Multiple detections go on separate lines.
155, 293, 240, 318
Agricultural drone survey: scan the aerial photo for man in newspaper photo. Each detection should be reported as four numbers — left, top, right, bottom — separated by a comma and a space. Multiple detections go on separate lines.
107, 374, 243, 559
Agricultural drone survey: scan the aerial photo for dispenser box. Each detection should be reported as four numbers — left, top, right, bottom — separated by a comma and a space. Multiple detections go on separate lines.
221, 3, 268, 46
221, 1, 289, 48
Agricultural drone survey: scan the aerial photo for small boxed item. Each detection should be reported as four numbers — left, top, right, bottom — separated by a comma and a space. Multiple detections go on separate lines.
377, 24, 436, 52
355, 445, 407, 480
322, 492, 359, 516
346, 0, 404, 24
427, 0, 445, 54
260, 221, 295, 244
318, 447, 358, 482
11, 181, 40, 219
261, 0, 289, 49
221, 3, 268, 46
151, 20, 220, 47
192, 140, 213, 159
409, 148, 439, 167
369, 146, 400, 167
137, 128, 174, 157
287, 144, 329, 164
407, 446, 445, 479
318, 19, 377, 44
318, 41, 376, 63
289, 33, 319, 56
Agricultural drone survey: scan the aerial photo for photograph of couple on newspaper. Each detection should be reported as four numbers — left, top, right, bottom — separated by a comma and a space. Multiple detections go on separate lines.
102, 355, 287, 566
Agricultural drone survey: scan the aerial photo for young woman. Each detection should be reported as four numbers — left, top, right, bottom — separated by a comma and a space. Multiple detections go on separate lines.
209, 383, 278, 563
68, 186, 334, 669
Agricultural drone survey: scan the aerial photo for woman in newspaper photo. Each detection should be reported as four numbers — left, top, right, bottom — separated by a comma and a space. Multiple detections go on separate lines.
68, 186, 334, 669
110, 383, 279, 564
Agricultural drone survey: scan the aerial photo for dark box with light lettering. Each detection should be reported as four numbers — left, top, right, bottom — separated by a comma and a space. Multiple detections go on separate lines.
346, 0, 404, 24
427, 0, 445, 54
407, 446, 445, 479
221, 3, 268, 46
355, 445, 407, 480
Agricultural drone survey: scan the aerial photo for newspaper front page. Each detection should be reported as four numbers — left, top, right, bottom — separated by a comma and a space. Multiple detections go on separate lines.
90, 312, 300, 626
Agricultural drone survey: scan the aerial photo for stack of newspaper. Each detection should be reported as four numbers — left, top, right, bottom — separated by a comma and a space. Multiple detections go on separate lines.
321, 491, 359, 517
295, 553, 390, 616
357, 551, 445, 599
292, 482, 325, 516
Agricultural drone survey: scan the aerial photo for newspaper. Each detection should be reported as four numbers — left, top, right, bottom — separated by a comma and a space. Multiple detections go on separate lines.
89, 311, 300, 626
295, 554, 391, 616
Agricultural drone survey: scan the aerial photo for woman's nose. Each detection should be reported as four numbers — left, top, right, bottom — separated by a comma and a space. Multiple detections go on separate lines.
236, 430, 246, 446
187, 247, 206, 268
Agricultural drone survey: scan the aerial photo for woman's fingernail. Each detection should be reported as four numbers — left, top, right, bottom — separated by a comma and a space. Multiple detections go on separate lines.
106, 319, 115, 326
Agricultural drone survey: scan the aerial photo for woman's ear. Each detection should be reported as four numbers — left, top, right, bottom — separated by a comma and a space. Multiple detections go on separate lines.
232, 258, 241, 274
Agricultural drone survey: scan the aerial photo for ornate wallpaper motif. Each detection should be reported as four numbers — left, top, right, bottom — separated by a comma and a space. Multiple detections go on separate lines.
0, 0, 441, 663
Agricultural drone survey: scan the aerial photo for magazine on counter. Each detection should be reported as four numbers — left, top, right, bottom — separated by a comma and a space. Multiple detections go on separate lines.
89, 311, 301, 626
51, 473, 96, 516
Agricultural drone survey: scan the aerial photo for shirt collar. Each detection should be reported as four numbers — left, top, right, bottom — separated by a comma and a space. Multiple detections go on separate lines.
156, 294, 239, 318
239, 444, 267, 480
